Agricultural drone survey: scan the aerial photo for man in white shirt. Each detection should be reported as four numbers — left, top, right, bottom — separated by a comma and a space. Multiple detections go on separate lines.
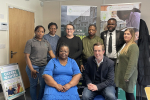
100, 18, 125, 98
100, 18, 125, 63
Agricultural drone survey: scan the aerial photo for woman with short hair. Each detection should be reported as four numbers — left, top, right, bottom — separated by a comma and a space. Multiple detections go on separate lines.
24, 25, 55, 100
42, 43, 81, 100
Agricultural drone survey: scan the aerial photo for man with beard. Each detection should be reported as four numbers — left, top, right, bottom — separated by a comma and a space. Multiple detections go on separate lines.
100, 18, 125, 64
100, 18, 124, 98
79, 24, 103, 96
80, 24, 103, 72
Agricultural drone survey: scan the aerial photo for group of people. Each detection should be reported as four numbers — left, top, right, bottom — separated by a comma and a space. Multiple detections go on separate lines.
24, 18, 139, 100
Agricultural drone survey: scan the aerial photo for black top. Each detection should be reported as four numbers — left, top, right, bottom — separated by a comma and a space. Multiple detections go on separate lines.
138, 19, 150, 85
57, 36, 82, 66
94, 63, 103, 84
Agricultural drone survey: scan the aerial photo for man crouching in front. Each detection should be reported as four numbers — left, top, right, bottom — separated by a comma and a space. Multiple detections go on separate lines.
82, 42, 116, 100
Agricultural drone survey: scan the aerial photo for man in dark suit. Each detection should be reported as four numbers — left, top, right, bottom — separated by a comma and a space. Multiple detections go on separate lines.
82, 42, 116, 100
100, 18, 125, 63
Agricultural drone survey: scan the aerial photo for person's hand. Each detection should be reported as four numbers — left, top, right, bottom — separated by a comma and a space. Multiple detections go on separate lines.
88, 83, 98, 91
87, 83, 93, 90
31, 69, 39, 79
90, 84, 98, 91
80, 65, 85, 72
56, 84, 63, 92
125, 79, 129, 82
62, 83, 72, 92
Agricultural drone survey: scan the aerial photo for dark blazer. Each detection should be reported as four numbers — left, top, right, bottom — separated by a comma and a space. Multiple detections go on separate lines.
100, 30, 125, 55
84, 56, 115, 91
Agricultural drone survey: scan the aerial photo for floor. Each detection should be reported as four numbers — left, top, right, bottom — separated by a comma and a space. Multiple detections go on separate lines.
0, 84, 148, 100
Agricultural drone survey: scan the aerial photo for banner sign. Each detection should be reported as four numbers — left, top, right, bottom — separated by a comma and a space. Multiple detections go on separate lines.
67, 6, 90, 16
100, 2, 141, 33
61, 5, 97, 39
0, 63, 25, 100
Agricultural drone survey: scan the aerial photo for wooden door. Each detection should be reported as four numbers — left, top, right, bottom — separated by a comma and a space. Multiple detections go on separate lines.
9, 7, 34, 89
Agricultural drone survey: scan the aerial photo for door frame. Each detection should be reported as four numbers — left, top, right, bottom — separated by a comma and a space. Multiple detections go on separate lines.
7, 3, 36, 63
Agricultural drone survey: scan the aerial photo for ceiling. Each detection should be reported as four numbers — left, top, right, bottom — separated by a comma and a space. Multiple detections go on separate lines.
39, 0, 81, 1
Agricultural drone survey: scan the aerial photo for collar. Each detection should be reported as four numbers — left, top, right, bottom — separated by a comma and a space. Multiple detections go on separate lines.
49, 33, 56, 37
92, 56, 104, 63
107, 30, 116, 35
95, 58, 103, 64
33, 36, 46, 42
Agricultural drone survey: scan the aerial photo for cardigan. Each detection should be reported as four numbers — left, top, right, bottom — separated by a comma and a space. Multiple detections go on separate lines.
115, 44, 139, 93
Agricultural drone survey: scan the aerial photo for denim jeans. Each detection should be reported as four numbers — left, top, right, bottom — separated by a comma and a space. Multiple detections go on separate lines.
82, 86, 116, 100
26, 65, 46, 100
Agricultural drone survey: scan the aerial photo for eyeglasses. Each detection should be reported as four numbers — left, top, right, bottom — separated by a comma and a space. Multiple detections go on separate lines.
66, 28, 73, 31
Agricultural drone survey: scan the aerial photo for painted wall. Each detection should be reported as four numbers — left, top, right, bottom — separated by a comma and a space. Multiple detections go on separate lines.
0, 0, 43, 66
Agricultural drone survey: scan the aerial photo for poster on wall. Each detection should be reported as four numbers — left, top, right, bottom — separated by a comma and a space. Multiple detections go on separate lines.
100, 2, 141, 33
0, 63, 25, 100
61, 5, 97, 39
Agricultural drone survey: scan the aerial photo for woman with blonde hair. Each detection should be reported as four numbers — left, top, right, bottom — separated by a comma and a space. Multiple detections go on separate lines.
115, 28, 139, 100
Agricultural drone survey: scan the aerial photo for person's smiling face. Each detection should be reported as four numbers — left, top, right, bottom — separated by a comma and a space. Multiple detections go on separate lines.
59, 46, 69, 60
107, 20, 117, 32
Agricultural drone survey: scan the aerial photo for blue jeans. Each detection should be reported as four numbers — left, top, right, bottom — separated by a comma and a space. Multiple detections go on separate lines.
82, 86, 116, 100
26, 65, 46, 100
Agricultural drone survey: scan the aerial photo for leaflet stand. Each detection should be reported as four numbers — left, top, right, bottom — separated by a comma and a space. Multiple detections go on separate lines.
0, 63, 26, 100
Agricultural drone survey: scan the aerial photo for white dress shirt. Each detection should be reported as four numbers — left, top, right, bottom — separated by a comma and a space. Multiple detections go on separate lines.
95, 58, 103, 67
106, 30, 117, 58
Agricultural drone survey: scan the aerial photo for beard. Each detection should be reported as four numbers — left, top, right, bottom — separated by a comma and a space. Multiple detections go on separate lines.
108, 27, 115, 32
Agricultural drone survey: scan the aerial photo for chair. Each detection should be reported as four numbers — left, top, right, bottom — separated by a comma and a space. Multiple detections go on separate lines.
93, 95, 105, 100
118, 85, 136, 100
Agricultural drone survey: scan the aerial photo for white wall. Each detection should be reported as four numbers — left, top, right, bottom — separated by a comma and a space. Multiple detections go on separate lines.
0, 0, 43, 66
43, 1, 61, 35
